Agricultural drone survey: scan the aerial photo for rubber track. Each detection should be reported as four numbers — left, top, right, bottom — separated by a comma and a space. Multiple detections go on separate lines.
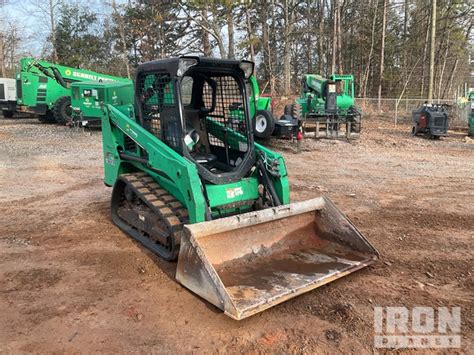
119, 172, 188, 246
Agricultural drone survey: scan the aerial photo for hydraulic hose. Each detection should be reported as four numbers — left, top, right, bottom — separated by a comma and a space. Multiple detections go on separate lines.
257, 158, 281, 207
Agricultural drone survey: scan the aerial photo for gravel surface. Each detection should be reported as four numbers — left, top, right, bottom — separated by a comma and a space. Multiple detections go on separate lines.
0, 115, 472, 353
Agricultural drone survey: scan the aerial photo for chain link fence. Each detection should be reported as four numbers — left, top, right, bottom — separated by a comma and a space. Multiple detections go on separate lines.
272, 96, 470, 128
355, 98, 470, 128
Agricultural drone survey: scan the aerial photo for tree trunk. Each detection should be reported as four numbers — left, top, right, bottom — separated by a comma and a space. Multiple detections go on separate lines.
397, 56, 422, 109
269, 0, 277, 95
402, 0, 409, 96
245, 6, 255, 67
10, 28, 17, 76
363, 0, 378, 97
0, 33, 5, 77
437, 31, 449, 99
404, 0, 409, 37
306, 3, 312, 73
283, 0, 293, 95
444, 58, 458, 99
201, 7, 212, 56
427, 0, 436, 101
227, 4, 235, 59
377, 0, 387, 111
261, 1, 273, 94
317, 0, 324, 74
331, 0, 337, 74
49, 0, 57, 61
336, 0, 343, 73
202, 6, 226, 59
420, 11, 430, 98
112, 0, 131, 79
443, 23, 471, 99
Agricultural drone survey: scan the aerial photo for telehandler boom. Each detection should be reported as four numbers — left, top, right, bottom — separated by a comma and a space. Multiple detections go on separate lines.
16, 57, 130, 124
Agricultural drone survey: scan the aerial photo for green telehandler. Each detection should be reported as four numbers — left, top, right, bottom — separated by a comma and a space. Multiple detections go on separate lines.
287, 74, 361, 138
16, 57, 131, 124
248, 75, 300, 139
247, 75, 274, 138
92, 57, 378, 320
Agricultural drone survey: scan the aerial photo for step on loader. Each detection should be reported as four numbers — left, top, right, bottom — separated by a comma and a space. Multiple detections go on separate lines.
98, 57, 378, 320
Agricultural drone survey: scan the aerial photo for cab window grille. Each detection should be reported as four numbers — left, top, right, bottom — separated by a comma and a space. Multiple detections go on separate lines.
204, 75, 248, 154
137, 72, 181, 152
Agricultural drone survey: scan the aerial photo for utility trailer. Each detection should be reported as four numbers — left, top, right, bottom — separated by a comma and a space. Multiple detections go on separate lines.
287, 74, 361, 139
16, 57, 131, 124
71, 80, 134, 128
0, 78, 17, 118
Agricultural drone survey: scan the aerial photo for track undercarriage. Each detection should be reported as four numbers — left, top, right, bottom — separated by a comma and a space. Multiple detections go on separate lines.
111, 172, 188, 261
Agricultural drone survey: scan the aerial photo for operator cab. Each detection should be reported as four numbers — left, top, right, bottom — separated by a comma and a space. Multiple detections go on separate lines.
135, 57, 256, 184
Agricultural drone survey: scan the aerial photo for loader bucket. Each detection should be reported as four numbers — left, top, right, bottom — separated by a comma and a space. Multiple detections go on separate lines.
176, 197, 378, 320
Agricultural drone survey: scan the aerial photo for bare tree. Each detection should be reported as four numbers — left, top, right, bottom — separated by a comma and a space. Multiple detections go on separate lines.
0, 33, 5, 77
48, 0, 57, 61
111, 0, 131, 79
427, 0, 436, 101
225, 2, 235, 59
244, 6, 255, 66
377, 0, 387, 110
362, 0, 378, 97
0, 19, 22, 78
331, 0, 338, 74
201, 6, 212, 56
317, 0, 325, 74
283, 0, 293, 95
261, 0, 275, 94
336, 0, 343, 73
180, 2, 226, 58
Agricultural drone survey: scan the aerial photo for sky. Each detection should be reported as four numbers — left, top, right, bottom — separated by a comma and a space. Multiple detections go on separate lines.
1, 0, 239, 62
1, 0, 127, 57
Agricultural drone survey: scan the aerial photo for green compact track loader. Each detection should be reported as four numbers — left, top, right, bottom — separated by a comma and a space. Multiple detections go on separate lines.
98, 57, 378, 320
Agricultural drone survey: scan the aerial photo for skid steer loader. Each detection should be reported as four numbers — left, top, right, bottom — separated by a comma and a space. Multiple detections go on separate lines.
98, 57, 378, 320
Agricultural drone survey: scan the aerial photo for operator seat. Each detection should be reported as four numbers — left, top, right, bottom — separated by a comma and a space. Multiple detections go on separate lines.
190, 152, 218, 168
183, 110, 218, 169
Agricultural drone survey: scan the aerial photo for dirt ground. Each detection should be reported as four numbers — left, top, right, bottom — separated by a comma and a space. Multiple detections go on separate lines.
0, 115, 472, 353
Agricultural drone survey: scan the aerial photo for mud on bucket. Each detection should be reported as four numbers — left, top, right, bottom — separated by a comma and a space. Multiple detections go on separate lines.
176, 197, 378, 320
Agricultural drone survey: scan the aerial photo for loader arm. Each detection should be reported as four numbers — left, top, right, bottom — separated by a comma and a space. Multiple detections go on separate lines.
102, 104, 208, 223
